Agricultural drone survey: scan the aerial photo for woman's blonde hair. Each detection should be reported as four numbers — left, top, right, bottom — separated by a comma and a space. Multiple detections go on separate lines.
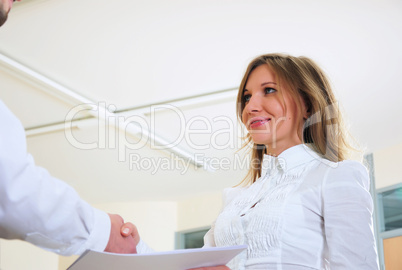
237, 53, 356, 185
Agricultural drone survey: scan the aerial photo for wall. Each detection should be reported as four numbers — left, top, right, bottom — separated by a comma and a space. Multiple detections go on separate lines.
177, 191, 223, 232
0, 239, 58, 270
373, 142, 402, 189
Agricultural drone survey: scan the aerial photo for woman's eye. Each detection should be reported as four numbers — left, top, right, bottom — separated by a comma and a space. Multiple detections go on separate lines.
264, 87, 276, 94
243, 94, 251, 103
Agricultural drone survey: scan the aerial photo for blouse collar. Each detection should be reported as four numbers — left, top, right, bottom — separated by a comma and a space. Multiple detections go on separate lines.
261, 144, 322, 176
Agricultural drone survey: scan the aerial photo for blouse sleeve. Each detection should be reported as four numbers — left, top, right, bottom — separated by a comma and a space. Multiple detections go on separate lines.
136, 239, 155, 254
322, 160, 379, 269
203, 221, 217, 247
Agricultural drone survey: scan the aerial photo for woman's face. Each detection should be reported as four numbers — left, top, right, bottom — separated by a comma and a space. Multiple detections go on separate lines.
241, 64, 305, 155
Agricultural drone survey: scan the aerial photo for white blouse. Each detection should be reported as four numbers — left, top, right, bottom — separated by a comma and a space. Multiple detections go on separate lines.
203, 144, 379, 270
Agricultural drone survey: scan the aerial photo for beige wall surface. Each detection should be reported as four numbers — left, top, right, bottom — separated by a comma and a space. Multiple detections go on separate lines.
0, 239, 58, 270
177, 191, 223, 232
95, 201, 178, 251
373, 142, 402, 189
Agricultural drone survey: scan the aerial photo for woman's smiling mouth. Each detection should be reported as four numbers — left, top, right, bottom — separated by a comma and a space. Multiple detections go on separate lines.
249, 117, 271, 129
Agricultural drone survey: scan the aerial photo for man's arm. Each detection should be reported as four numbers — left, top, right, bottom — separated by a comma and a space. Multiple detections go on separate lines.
0, 100, 137, 255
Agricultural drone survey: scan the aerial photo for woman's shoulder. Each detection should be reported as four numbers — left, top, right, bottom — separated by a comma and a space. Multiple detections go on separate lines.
326, 159, 368, 176
323, 159, 370, 191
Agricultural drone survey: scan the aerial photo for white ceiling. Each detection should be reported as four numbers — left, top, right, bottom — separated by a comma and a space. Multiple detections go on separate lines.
1, 0, 401, 204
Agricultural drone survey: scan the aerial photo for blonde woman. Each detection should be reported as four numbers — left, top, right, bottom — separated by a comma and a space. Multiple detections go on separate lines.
135, 53, 379, 269
202, 53, 379, 269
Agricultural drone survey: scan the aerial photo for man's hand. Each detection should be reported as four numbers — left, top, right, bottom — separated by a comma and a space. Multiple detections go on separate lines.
104, 213, 140, 254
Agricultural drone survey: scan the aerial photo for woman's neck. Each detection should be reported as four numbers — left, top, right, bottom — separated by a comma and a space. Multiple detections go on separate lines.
264, 142, 303, 157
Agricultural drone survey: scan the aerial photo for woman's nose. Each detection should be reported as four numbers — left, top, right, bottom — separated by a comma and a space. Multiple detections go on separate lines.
245, 95, 262, 113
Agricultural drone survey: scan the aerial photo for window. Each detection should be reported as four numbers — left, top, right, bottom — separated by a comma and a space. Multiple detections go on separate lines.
377, 183, 402, 232
175, 227, 210, 249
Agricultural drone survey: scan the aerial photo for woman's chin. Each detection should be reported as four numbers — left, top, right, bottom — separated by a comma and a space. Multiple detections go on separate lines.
249, 135, 272, 146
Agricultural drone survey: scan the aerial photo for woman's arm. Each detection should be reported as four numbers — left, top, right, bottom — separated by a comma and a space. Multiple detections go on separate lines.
136, 239, 155, 253
322, 160, 379, 269
203, 221, 217, 247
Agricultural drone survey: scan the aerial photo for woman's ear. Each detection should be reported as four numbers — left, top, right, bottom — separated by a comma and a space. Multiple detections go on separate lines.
303, 109, 311, 120
299, 96, 310, 120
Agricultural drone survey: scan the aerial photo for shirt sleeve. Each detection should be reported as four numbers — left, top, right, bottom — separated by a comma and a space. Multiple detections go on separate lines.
0, 100, 110, 256
322, 160, 379, 269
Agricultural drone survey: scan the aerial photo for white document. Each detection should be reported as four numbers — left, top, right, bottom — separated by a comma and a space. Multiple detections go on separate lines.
68, 245, 247, 270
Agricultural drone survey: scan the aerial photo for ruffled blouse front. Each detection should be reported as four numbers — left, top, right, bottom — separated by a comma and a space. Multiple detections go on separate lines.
203, 144, 379, 270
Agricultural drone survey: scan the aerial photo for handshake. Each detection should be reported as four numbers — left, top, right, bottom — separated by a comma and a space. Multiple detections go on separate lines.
105, 214, 230, 270
104, 213, 139, 253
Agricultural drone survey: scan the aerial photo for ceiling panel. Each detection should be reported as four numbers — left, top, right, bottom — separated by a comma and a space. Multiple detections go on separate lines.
0, 70, 92, 127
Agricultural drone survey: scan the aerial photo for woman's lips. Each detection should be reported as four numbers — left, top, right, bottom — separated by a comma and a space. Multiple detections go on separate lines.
249, 118, 271, 129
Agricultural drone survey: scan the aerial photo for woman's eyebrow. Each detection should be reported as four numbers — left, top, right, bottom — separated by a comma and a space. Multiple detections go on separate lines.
261, 82, 276, 86
243, 82, 277, 93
